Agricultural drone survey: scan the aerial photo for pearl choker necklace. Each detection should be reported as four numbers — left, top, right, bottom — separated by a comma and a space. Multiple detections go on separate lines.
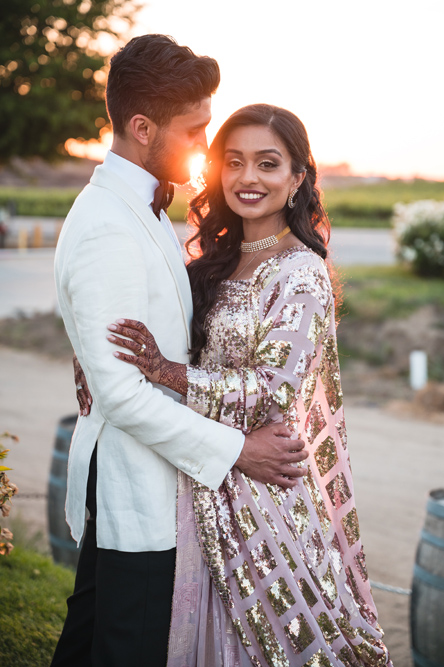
240, 226, 291, 253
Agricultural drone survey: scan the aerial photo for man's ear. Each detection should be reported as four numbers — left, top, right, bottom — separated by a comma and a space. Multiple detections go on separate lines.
128, 115, 156, 146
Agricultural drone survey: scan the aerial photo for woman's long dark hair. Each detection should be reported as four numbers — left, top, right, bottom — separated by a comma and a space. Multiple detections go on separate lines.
186, 104, 335, 362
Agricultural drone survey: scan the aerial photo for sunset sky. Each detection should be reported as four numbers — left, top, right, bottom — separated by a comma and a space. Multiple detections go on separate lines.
69, 0, 443, 180
135, 0, 443, 180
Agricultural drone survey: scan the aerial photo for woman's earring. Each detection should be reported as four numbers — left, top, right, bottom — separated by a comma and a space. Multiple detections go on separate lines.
287, 188, 298, 209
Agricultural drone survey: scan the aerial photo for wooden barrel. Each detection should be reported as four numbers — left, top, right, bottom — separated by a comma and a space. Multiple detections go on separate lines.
411, 488, 444, 667
47, 415, 79, 568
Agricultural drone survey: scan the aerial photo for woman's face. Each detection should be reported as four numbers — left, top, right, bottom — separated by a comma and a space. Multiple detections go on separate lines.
220, 124, 300, 225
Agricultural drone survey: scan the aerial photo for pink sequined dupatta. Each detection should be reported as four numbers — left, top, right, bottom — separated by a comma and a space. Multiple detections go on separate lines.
167, 249, 393, 667
167, 471, 248, 667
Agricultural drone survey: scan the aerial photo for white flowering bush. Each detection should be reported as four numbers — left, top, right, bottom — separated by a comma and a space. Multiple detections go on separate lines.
392, 200, 444, 277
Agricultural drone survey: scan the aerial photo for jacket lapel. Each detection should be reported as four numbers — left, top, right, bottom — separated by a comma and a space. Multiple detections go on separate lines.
90, 165, 193, 346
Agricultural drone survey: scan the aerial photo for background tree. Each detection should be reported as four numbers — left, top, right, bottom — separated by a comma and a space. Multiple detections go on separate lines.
0, 0, 139, 161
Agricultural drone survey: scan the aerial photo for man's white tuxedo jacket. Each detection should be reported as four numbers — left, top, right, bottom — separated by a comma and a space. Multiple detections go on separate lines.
55, 164, 243, 551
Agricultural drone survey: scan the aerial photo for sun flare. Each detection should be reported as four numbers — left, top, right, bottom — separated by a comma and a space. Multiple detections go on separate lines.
189, 153, 206, 189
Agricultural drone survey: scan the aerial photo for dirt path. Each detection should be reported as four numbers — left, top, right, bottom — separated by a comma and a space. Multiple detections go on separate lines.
1, 345, 443, 665
0, 347, 77, 541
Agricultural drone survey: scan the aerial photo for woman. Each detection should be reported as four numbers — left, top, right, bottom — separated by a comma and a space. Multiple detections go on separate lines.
77, 105, 392, 666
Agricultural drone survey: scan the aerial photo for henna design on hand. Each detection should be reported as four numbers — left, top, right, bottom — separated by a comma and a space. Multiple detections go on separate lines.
73, 353, 92, 415
107, 319, 189, 396
157, 359, 188, 397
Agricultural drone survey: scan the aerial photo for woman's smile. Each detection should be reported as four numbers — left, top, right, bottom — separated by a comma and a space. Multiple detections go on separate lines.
235, 189, 267, 203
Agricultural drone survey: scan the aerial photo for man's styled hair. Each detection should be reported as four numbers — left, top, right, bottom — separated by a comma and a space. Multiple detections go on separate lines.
106, 34, 220, 135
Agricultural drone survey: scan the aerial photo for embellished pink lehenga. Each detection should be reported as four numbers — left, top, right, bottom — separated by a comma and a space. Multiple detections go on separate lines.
167, 247, 392, 667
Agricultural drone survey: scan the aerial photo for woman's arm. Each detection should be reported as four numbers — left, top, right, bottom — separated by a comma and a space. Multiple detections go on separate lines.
108, 256, 332, 432
184, 261, 332, 431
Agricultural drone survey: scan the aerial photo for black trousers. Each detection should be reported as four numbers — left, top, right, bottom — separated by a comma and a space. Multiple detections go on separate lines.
51, 447, 176, 667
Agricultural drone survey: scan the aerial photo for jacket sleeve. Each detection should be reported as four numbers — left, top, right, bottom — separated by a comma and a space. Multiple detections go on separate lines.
186, 256, 332, 431
63, 217, 243, 491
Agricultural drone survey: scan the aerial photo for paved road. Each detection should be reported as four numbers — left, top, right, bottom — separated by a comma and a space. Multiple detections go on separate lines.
329, 227, 395, 266
0, 224, 395, 319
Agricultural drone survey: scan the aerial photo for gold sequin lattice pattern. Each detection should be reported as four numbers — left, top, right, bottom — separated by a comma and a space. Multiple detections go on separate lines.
182, 247, 391, 667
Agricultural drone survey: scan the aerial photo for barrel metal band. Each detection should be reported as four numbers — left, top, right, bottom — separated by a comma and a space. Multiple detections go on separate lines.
413, 563, 444, 591
421, 529, 444, 551
412, 648, 444, 667
49, 473, 67, 490
57, 425, 76, 441
49, 533, 79, 553
427, 497, 444, 519
51, 449, 69, 462
369, 579, 411, 595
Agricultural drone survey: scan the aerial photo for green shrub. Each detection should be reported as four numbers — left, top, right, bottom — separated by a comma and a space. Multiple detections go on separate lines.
0, 186, 190, 220
393, 200, 444, 277
0, 188, 79, 217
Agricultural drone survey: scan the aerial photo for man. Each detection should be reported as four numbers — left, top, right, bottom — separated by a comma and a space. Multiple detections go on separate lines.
52, 34, 308, 666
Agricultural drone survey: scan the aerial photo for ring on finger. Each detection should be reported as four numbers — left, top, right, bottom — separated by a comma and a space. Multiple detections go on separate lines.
76, 384, 83, 391
136, 343, 147, 357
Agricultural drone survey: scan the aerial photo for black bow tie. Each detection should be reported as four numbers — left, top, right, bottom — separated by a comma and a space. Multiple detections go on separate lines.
152, 180, 174, 219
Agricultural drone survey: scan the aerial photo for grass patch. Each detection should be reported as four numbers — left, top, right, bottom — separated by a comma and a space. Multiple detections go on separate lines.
341, 265, 444, 321
0, 186, 191, 220
329, 215, 390, 229
0, 546, 74, 665
337, 339, 394, 368
0, 188, 80, 217
324, 179, 444, 228
336, 265, 444, 379
4, 513, 50, 555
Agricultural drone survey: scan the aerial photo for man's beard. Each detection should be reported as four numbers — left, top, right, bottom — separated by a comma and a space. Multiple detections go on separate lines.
143, 129, 190, 185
